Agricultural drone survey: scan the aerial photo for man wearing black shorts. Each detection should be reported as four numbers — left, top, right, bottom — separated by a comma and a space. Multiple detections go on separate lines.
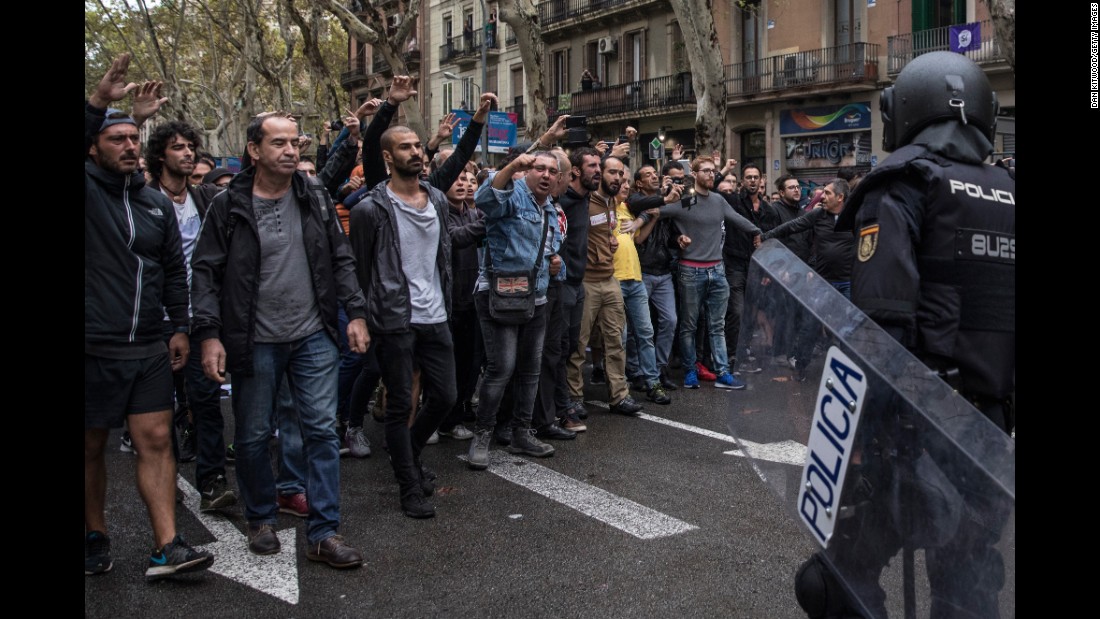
85, 53, 214, 581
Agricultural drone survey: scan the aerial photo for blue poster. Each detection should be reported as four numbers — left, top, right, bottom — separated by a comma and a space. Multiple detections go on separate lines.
451, 110, 517, 154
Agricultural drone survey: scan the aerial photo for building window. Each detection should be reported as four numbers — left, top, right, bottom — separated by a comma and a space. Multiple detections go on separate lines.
552, 49, 570, 96
740, 129, 766, 170
442, 82, 453, 115
623, 30, 646, 84
913, 0, 966, 31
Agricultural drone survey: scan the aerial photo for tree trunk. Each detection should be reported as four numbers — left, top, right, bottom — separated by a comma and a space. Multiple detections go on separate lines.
667, 0, 726, 155
318, 0, 429, 140
985, 0, 1015, 72
498, 1, 547, 137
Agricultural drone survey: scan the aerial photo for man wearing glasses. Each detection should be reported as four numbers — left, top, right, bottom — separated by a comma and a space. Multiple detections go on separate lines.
657, 159, 762, 390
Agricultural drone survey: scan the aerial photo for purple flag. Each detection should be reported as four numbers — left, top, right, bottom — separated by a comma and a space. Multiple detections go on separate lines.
950, 22, 981, 53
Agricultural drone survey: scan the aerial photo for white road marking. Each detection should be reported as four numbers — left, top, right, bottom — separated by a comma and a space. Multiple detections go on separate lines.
465, 452, 698, 540
586, 400, 807, 466
179, 476, 301, 605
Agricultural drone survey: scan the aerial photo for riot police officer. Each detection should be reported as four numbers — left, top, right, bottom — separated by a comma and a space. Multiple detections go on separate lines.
795, 51, 1014, 618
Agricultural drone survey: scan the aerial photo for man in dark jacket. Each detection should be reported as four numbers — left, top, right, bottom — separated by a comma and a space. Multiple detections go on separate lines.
145, 120, 239, 510
190, 111, 369, 569
348, 125, 456, 520
627, 164, 683, 390
84, 53, 214, 581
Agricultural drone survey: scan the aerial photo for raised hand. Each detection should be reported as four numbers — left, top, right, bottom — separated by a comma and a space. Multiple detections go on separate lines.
387, 75, 417, 105
671, 143, 684, 161
473, 92, 499, 123
436, 113, 460, 140
356, 97, 384, 120
91, 52, 138, 109
131, 80, 168, 127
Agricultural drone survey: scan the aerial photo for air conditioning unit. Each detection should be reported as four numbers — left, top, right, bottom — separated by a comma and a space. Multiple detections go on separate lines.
598, 37, 617, 55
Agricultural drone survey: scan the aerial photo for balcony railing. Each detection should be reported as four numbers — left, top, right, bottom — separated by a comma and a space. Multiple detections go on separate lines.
546, 73, 696, 121
723, 42, 879, 97
439, 28, 499, 64
340, 57, 368, 87
536, 0, 658, 30
887, 20, 1004, 75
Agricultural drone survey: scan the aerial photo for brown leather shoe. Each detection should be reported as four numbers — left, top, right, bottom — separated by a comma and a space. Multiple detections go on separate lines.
247, 523, 280, 555
306, 535, 363, 569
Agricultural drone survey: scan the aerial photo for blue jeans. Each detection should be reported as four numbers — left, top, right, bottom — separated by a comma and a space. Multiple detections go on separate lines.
620, 279, 658, 385
677, 263, 731, 375
274, 376, 307, 496
475, 291, 548, 431
642, 272, 678, 371
231, 329, 341, 544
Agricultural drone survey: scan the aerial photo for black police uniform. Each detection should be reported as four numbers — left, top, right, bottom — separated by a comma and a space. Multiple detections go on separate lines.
796, 126, 1015, 619
844, 141, 1015, 432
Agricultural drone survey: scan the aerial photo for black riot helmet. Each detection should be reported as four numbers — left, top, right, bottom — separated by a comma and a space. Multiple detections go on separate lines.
880, 51, 998, 152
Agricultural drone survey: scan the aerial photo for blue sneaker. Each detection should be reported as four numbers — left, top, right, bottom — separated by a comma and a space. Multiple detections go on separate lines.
683, 369, 700, 389
145, 535, 214, 581
715, 372, 746, 390
85, 531, 112, 576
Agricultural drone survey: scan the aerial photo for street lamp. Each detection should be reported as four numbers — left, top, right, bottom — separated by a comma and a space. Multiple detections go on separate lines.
442, 72, 488, 158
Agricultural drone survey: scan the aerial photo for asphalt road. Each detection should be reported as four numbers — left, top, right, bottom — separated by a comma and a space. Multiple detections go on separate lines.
85, 361, 822, 619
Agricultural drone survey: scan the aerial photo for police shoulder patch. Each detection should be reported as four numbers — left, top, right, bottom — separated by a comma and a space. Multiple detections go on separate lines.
857, 224, 878, 262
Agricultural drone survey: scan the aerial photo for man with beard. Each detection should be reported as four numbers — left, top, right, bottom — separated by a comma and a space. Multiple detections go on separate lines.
85, 53, 214, 580
349, 126, 455, 518
145, 121, 235, 511
191, 111, 369, 568
554, 145, 602, 431
767, 172, 813, 367
718, 166, 778, 375
466, 151, 564, 467
566, 157, 644, 418
657, 158, 762, 390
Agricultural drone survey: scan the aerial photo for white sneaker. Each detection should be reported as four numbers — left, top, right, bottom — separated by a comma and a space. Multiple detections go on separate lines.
439, 425, 474, 440
426, 430, 440, 445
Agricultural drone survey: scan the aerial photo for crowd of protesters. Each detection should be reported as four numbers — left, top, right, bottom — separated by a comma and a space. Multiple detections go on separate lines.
86, 53, 863, 580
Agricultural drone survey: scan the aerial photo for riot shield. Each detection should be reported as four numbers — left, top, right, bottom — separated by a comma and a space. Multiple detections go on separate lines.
728, 241, 1014, 618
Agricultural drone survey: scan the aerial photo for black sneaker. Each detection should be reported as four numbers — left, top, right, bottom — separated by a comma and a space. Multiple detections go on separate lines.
535, 422, 577, 440
145, 535, 214, 581
590, 365, 607, 384
85, 531, 112, 576
568, 399, 589, 420
646, 384, 672, 405
119, 431, 136, 454
177, 423, 196, 463
610, 396, 643, 416
400, 485, 436, 519
199, 475, 238, 512
658, 370, 679, 391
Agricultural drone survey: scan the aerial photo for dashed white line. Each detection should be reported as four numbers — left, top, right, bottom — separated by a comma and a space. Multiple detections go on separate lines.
466, 452, 698, 540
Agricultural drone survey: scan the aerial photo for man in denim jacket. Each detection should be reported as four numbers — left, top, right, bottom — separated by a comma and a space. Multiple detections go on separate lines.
467, 151, 564, 469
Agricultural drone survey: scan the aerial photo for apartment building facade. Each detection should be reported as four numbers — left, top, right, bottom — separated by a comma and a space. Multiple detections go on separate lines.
344, 0, 1014, 183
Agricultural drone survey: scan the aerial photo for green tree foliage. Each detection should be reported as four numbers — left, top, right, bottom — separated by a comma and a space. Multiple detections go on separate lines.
85, 0, 350, 156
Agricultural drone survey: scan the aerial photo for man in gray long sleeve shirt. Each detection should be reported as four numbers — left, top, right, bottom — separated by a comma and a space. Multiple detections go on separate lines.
656, 157, 761, 389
